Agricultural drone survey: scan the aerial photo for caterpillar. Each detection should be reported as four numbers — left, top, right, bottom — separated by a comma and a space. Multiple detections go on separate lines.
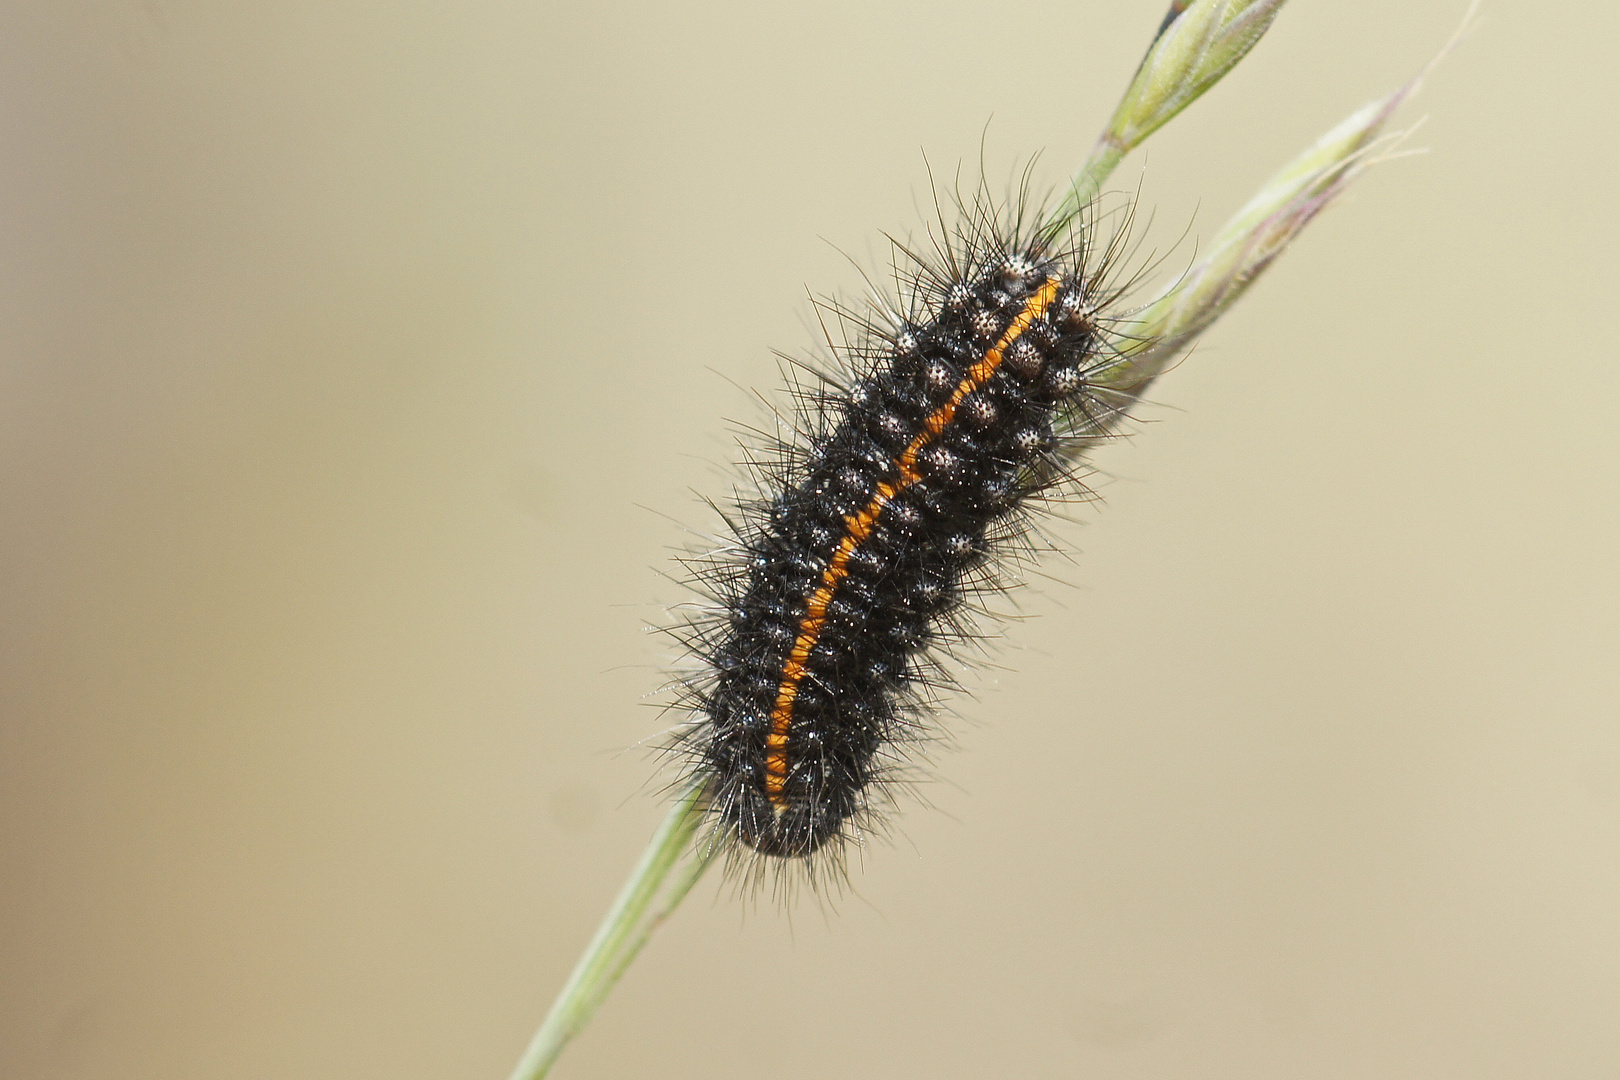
667, 189, 1141, 879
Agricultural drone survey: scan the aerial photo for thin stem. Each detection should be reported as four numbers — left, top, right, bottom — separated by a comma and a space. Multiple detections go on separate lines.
1046, 0, 1289, 239
505, 782, 715, 1080
1054, 0, 1190, 226
1045, 140, 1126, 240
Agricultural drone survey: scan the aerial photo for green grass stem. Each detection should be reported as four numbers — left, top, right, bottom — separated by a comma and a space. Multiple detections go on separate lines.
504, 783, 714, 1080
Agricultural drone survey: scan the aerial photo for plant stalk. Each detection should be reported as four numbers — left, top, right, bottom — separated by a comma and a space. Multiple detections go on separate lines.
504, 782, 714, 1080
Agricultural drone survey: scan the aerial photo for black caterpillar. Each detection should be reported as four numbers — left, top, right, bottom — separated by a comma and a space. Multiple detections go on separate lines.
670, 200, 1136, 875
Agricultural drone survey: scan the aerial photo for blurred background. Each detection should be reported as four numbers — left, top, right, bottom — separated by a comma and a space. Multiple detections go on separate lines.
3, 1, 1615, 1077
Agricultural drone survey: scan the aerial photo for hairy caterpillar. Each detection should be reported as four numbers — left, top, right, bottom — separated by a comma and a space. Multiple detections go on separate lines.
666, 190, 1141, 878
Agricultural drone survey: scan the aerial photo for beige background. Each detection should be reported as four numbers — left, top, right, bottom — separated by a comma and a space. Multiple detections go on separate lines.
3, 1, 1615, 1078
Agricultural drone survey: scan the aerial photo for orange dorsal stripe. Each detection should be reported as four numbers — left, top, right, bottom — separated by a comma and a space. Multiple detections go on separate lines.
762, 277, 1061, 805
